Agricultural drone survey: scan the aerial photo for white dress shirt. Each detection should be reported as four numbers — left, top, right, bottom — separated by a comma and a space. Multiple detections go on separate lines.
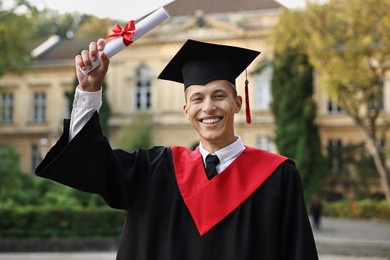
69, 86, 102, 141
199, 137, 245, 175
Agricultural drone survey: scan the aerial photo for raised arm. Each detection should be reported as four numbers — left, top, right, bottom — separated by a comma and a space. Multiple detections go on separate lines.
69, 39, 110, 141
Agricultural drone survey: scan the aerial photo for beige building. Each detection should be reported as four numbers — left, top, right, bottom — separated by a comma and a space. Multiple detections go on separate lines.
0, 0, 387, 199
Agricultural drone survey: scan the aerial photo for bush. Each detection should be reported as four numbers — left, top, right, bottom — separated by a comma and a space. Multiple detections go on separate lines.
323, 199, 390, 221
1, 170, 106, 208
0, 206, 126, 238
1, 177, 124, 238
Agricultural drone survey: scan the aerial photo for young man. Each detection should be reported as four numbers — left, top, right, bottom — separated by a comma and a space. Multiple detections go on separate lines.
36, 39, 318, 259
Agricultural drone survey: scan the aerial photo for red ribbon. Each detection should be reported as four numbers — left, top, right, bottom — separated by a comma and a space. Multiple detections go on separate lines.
103, 20, 135, 46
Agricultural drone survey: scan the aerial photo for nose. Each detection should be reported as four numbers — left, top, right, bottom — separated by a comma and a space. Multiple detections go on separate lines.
202, 98, 216, 113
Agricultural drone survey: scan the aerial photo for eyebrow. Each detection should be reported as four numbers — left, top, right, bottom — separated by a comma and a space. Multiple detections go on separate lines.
188, 92, 203, 101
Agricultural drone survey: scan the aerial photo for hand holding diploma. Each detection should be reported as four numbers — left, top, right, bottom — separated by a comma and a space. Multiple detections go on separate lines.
75, 39, 109, 92
74, 7, 170, 92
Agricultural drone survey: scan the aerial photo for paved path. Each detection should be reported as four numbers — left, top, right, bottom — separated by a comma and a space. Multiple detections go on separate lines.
312, 217, 390, 258
0, 252, 387, 260
313, 217, 390, 242
0, 217, 389, 259
0, 252, 116, 260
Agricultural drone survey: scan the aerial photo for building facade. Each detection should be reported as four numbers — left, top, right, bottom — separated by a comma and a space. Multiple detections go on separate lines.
0, 0, 388, 199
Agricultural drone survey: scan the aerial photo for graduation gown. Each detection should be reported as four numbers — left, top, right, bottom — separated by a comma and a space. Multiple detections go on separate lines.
36, 113, 318, 260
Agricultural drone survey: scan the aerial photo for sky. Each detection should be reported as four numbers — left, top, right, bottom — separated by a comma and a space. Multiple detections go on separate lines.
3, 0, 307, 21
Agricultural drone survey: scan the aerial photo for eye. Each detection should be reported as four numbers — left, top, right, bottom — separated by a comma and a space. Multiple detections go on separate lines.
214, 93, 226, 100
190, 96, 203, 103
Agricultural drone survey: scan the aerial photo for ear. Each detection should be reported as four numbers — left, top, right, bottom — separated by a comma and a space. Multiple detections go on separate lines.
183, 103, 190, 119
235, 95, 243, 113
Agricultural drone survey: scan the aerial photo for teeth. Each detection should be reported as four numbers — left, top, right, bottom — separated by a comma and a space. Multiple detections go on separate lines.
202, 118, 220, 124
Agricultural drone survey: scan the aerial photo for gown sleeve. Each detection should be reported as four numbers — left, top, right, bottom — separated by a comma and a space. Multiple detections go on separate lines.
35, 112, 171, 210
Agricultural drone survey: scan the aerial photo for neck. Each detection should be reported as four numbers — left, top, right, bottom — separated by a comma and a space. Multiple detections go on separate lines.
201, 136, 237, 153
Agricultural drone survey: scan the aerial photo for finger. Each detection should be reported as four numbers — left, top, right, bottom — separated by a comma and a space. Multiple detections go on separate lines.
75, 54, 85, 70
98, 52, 110, 74
81, 50, 92, 70
89, 42, 98, 61
97, 38, 106, 51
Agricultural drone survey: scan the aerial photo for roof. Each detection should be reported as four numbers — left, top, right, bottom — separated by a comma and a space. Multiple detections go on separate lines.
165, 0, 283, 16
34, 38, 92, 61
33, 0, 284, 61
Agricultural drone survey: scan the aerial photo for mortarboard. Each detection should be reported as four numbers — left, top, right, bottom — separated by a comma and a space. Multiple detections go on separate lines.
158, 39, 260, 88
158, 39, 260, 123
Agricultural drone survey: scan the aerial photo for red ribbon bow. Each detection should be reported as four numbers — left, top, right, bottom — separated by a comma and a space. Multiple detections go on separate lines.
104, 20, 135, 46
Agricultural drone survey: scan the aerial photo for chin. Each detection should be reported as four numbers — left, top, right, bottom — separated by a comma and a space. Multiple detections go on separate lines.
200, 132, 224, 142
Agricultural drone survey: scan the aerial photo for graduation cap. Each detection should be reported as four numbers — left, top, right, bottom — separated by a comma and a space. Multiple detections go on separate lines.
158, 39, 260, 123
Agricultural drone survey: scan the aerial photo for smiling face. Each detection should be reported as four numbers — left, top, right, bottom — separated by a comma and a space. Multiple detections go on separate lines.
183, 80, 242, 152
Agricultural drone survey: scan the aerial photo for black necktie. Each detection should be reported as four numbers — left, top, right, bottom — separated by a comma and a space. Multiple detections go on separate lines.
205, 154, 220, 180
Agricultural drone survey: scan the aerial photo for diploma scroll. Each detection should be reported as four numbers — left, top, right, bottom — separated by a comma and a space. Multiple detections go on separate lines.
81, 7, 169, 75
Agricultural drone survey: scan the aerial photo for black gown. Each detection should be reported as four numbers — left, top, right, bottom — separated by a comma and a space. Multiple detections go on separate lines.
36, 112, 318, 260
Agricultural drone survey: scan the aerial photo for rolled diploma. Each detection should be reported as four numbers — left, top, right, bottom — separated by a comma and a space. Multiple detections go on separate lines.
81, 7, 169, 74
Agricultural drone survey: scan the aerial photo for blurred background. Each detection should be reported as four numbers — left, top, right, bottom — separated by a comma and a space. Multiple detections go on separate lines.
0, 0, 389, 258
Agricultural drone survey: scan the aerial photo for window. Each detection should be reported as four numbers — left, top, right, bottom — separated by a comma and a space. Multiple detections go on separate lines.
377, 138, 386, 155
32, 92, 46, 123
0, 93, 13, 123
135, 66, 152, 110
31, 144, 42, 172
254, 66, 273, 110
326, 98, 343, 114
368, 82, 385, 113
328, 139, 342, 173
256, 135, 274, 152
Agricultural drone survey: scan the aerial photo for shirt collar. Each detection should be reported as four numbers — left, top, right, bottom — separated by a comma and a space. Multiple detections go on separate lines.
199, 136, 245, 164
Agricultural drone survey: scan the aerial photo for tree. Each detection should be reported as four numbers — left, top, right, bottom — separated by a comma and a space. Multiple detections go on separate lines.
114, 113, 153, 152
0, 145, 23, 196
74, 16, 116, 40
270, 9, 325, 200
99, 81, 112, 136
28, 9, 84, 39
0, 0, 33, 77
0, 1, 79, 77
304, 0, 390, 200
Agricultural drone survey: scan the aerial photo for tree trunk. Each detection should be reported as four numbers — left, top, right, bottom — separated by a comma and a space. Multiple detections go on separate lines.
356, 122, 390, 201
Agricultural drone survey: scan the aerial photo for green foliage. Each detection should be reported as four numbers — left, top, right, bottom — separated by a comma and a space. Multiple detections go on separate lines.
271, 51, 310, 158
304, 0, 390, 113
74, 16, 116, 40
0, 10, 32, 76
0, 206, 125, 238
0, 145, 117, 238
323, 200, 390, 221
303, 0, 390, 200
64, 76, 78, 118
114, 113, 153, 151
0, 145, 23, 194
270, 15, 326, 200
0, 0, 116, 78
1, 169, 106, 209
100, 81, 112, 136
0, 145, 106, 222
269, 9, 307, 54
